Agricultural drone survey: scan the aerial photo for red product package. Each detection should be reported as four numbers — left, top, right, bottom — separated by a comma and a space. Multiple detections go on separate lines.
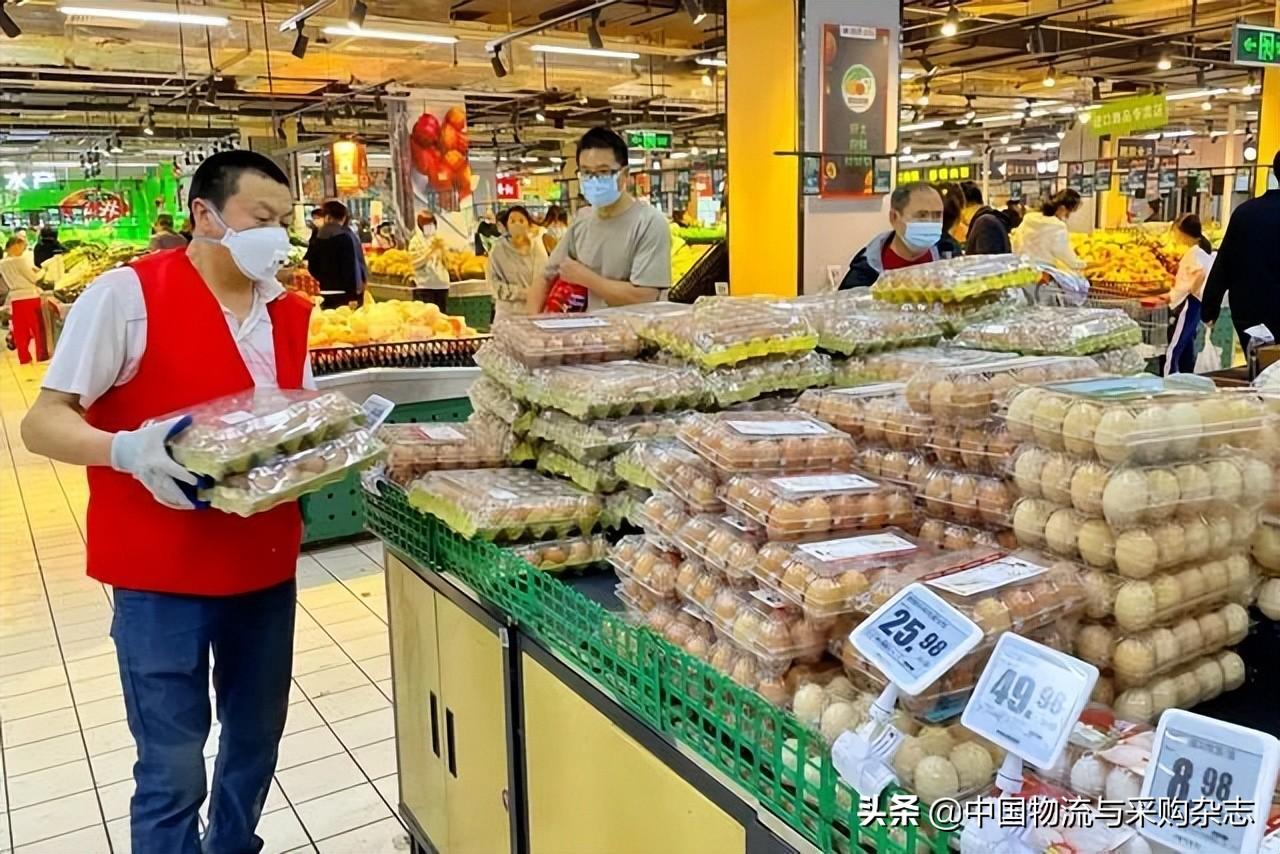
542, 276, 589, 313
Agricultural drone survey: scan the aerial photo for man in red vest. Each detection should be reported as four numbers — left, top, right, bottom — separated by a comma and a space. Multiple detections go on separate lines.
21, 151, 311, 854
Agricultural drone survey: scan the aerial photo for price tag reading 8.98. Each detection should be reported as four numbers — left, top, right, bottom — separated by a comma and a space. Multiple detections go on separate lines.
1139, 709, 1280, 854
849, 584, 984, 698
960, 633, 1098, 771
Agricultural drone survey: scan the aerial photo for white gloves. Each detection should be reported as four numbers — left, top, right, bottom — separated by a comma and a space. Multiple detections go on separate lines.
110, 415, 206, 511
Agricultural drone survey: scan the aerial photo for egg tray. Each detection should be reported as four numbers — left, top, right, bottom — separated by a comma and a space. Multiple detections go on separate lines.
612, 443, 663, 492
380, 421, 512, 486
1011, 497, 1257, 572
473, 341, 532, 397
632, 297, 820, 369
653, 608, 720, 664
467, 376, 533, 433
629, 492, 691, 545
882, 726, 1007, 807
702, 351, 834, 408
677, 411, 857, 475
830, 346, 1015, 387
952, 307, 1143, 357
895, 289, 1026, 338
679, 584, 833, 677
1089, 345, 1148, 377
160, 389, 367, 479
904, 355, 1102, 424
523, 360, 710, 420
309, 336, 488, 376
1072, 600, 1251, 688
609, 535, 685, 600
926, 420, 1019, 477
854, 447, 931, 492
1003, 381, 1275, 466
534, 446, 623, 494
1254, 515, 1280, 575
601, 487, 646, 532
806, 308, 944, 356
917, 518, 1019, 553
202, 429, 386, 517
405, 467, 603, 541
1076, 552, 1256, 634
490, 313, 643, 367
512, 535, 611, 574
721, 472, 917, 540
796, 384, 933, 450
524, 409, 686, 463
919, 467, 1017, 529
612, 440, 723, 513
1009, 447, 1272, 530
1051, 725, 1154, 804
1111, 649, 1246, 724
672, 513, 766, 585
870, 253, 1042, 304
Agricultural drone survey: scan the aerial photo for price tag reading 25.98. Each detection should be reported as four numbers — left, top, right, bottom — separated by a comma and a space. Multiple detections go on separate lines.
961, 633, 1098, 771
849, 584, 984, 697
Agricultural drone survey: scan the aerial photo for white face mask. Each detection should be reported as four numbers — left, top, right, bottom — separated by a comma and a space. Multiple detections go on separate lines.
549, 223, 566, 238
197, 203, 291, 283
421, 224, 436, 238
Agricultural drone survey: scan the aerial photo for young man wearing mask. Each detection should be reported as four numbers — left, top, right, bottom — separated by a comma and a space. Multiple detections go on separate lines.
839, 182, 945, 289
526, 126, 671, 311
20, 150, 310, 854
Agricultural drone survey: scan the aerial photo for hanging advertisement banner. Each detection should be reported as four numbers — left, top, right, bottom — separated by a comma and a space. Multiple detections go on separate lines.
1115, 138, 1157, 171
819, 24, 891, 197
1088, 93, 1168, 137
331, 139, 370, 194
387, 89, 475, 232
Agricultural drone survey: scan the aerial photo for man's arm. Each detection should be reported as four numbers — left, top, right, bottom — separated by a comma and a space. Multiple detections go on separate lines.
21, 390, 113, 466
559, 259, 660, 306
1200, 222, 1236, 325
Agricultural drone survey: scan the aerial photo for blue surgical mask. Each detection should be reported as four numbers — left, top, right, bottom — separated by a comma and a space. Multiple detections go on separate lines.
902, 221, 943, 252
580, 174, 622, 208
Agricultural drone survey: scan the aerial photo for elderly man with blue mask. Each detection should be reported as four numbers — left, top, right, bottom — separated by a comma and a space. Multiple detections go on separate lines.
839, 181, 946, 290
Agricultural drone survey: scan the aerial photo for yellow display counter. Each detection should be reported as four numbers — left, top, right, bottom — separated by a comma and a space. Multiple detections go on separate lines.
384, 548, 819, 854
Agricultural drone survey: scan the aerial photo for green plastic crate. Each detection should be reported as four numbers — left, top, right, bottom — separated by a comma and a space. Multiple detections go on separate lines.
446, 294, 493, 332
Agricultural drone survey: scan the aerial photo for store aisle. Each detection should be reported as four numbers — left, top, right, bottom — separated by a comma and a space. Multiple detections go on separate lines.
0, 354, 409, 853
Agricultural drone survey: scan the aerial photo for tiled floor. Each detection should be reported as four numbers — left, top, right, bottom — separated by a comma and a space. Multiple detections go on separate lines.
0, 354, 409, 853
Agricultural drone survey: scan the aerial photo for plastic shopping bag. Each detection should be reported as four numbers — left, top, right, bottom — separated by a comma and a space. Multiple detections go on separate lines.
1194, 336, 1222, 374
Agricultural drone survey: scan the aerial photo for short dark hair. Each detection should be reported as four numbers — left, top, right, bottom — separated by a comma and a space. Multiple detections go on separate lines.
310, 207, 324, 219
890, 181, 939, 213
188, 150, 289, 216
960, 180, 983, 206
156, 214, 175, 230
320, 200, 349, 222
1041, 188, 1082, 217
937, 182, 964, 231
504, 205, 532, 226
576, 126, 628, 169
39, 226, 57, 240
542, 204, 566, 225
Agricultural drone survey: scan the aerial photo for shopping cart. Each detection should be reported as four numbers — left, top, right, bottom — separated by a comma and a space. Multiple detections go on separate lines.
1083, 292, 1171, 354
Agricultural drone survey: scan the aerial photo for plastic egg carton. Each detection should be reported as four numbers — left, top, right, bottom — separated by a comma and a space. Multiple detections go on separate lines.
1010, 447, 1271, 529
952, 307, 1143, 356
655, 606, 719, 662
677, 411, 856, 474
1049, 724, 1153, 804
1089, 345, 1147, 377
467, 376, 531, 432
807, 307, 943, 356
380, 420, 512, 486
831, 345, 1015, 387
720, 472, 916, 539
887, 724, 1007, 806
1004, 380, 1275, 465
895, 288, 1028, 337
927, 420, 1019, 477
1254, 515, 1280, 575
1112, 649, 1246, 724
632, 297, 819, 369
612, 442, 663, 492
631, 492, 691, 545
685, 585, 832, 678
854, 446, 931, 492
523, 361, 709, 420
1075, 552, 1256, 632
491, 313, 643, 367
615, 441, 722, 513
525, 409, 685, 462
673, 513, 765, 585
749, 529, 938, 624
609, 535, 683, 600
673, 555, 752, 616
797, 384, 934, 451
917, 518, 1019, 552
203, 429, 386, 517
1073, 601, 1251, 688
512, 535, 610, 573
615, 582, 679, 629
1012, 497, 1257, 572
702, 351, 834, 408
601, 487, 646, 532
534, 446, 622, 495
473, 341, 531, 396
160, 389, 366, 478
406, 468, 603, 541
920, 467, 1017, 528
870, 253, 1041, 304
904, 355, 1101, 424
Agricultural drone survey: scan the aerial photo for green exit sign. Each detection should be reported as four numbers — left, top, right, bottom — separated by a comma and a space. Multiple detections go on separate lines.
626, 130, 673, 150
1232, 22, 1280, 68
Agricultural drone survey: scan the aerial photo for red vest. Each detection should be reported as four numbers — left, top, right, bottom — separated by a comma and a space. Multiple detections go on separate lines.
84, 249, 313, 596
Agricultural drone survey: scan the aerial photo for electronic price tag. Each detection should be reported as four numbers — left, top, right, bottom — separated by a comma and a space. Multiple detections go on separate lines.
961, 632, 1098, 771
849, 583, 984, 697
1138, 709, 1280, 854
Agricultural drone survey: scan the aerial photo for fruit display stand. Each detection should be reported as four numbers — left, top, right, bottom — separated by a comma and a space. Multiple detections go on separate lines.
369, 484, 957, 854
445, 278, 493, 333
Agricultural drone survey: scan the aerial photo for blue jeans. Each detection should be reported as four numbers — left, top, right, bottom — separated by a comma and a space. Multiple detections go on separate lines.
111, 580, 296, 854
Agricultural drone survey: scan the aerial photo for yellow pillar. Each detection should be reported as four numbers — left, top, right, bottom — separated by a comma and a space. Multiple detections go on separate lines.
1256, 5, 1280, 195
726, 0, 799, 296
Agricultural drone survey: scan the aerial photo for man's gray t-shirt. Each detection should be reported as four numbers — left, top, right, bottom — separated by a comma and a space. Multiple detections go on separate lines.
545, 199, 672, 310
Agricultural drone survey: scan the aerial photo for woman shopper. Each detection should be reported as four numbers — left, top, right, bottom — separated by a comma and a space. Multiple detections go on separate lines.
408, 210, 450, 310
489, 205, 548, 319
1164, 213, 1215, 375
541, 204, 568, 254
0, 234, 51, 364
1013, 189, 1087, 272
33, 225, 67, 267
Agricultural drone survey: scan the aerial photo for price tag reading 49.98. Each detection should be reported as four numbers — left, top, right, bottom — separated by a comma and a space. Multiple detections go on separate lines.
1139, 709, 1280, 854
961, 633, 1098, 771
849, 584, 984, 697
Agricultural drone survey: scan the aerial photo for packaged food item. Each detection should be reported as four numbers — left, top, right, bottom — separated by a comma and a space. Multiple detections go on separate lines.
467, 376, 532, 433
796, 384, 931, 449
204, 429, 385, 516
631, 492, 691, 544
926, 420, 1018, 476
525, 410, 685, 462
897, 289, 1027, 337
674, 514, 765, 584
609, 535, 684, 599
702, 351, 833, 407
616, 582, 684, 632
920, 467, 1017, 527
885, 725, 1006, 803
711, 588, 832, 676
853, 446, 931, 491
1111, 650, 1245, 723
534, 446, 622, 494
655, 608, 718, 661
491, 313, 642, 366
905, 355, 1101, 422
871, 254, 1041, 303
806, 306, 943, 356
602, 487, 646, 531
407, 468, 603, 540
1089, 346, 1147, 377
953, 307, 1142, 356
160, 389, 366, 478
523, 360, 708, 419
721, 472, 916, 539
1085, 553, 1256, 632
1072, 601, 1250, 687
513, 535, 610, 573
677, 411, 856, 474
473, 341, 531, 395
380, 420, 511, 485
1004, 379, 1273, 464
1254, 515, 1280, 574
831, 346, 1015, 386
633, 297, 819, 368
612, 440, 723, 512
613, 442, 662, 492
917, 518, 1019, 552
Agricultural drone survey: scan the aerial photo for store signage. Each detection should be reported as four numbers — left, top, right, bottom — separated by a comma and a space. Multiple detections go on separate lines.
1089, 93, 1168, 137
1158, 156, 1179, 191
331, 140, 370, 194
961, 632, 1098, 770
1138, 709, 1280, 853
1116, 138, 1157, 170
1066, 162, 1084, 192
3, 171, 57, 192
1095, 161, 1113, 190
1232, 22, 1280, 68
819, 23, 891, 197
626, 130, 673, 150
1001, 160, 1039, 180
496, 175, 521, 200
896, 162, 980, 184
59, 188, 130, 223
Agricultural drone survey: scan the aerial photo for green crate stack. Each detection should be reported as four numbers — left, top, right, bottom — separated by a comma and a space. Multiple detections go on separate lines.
446, 294, 494, 332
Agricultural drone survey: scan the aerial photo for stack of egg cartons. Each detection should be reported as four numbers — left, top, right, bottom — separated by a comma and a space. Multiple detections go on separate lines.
1003, 378, 1274, 721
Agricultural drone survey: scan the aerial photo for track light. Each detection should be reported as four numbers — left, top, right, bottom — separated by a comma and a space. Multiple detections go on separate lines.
940, 2, 960, 37
1244, 136, 1258, 163
142, 117, 156, 136
1000, 133, 1010, 144
681, 0, 707, 24
1242, 74, 1259, 97
1043, 66, 1057, 88
1201, 97, 1213, 112
917, 84, 930, 106
535, 109, 546, 123
0, 0, 20, 38
701, 71, 713, 87
1091, 78, 1102, 100
963, 96, 976, 120
1056, 128, 1067, 140
490, 47, 507, 78
1077, 109, 1091, 124
575, 89, 588, 105
948, 138, 959, 150
1157, 54, 1172, 71
292, 26, 309, 59
587, 10, 604, 51
347, 0, 366, 28
901, 145, 912, 155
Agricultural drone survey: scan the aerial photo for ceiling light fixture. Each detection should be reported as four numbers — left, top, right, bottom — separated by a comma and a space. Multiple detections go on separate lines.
347, 0, 366, 28
535, 109, 546, 122
587, 10, 604, 50
1165, 87, 1228, 102
1000, 133, 1010, 144
1157, 54, 1172, 71
322, 26, 457, 43
490, 46, 508, 77
948, 138, 959, 150
701, 71, 713, 86
0, 0, 20, 38
57, 5, 229, 26
576, 89, 588, 105
681, 0, 707, 24
1091, 78, 1102, 100
940, 2, 961, 37
292, 26, 309, 58
1056, 128, 1067, 139
1201, 97, 1214, 112
901, 145, 912, 155
142, 117, 156, 136
1043, 65, 1057, 88
964, 96, 976, 120
1078, 109, 1091, 124
530, 44, 639, 60
695, 56, 726, 67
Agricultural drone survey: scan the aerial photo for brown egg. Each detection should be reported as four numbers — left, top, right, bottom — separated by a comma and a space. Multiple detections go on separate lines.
781, 562, 813, 595
958, 428, 989, 471
767, 502, 808, 536
799, 496, 834, 532
943, 525, 977, 551
755, 616, 795, 655
756, 542, 791, 581
1002, 588, 1040, 625
842, 570, 871, 601
924, 473, 952, 516
950, 474, 980, 524
972, 598, 1012, 634
885, 491, 916, 528
861, 492, 890, 528
919, 518, 947, 545
932, 426, 962, 467
930, 380, 957, 420
804, 576, 846, 610
977, 480, 1013, 526
692, 573, 720, 608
